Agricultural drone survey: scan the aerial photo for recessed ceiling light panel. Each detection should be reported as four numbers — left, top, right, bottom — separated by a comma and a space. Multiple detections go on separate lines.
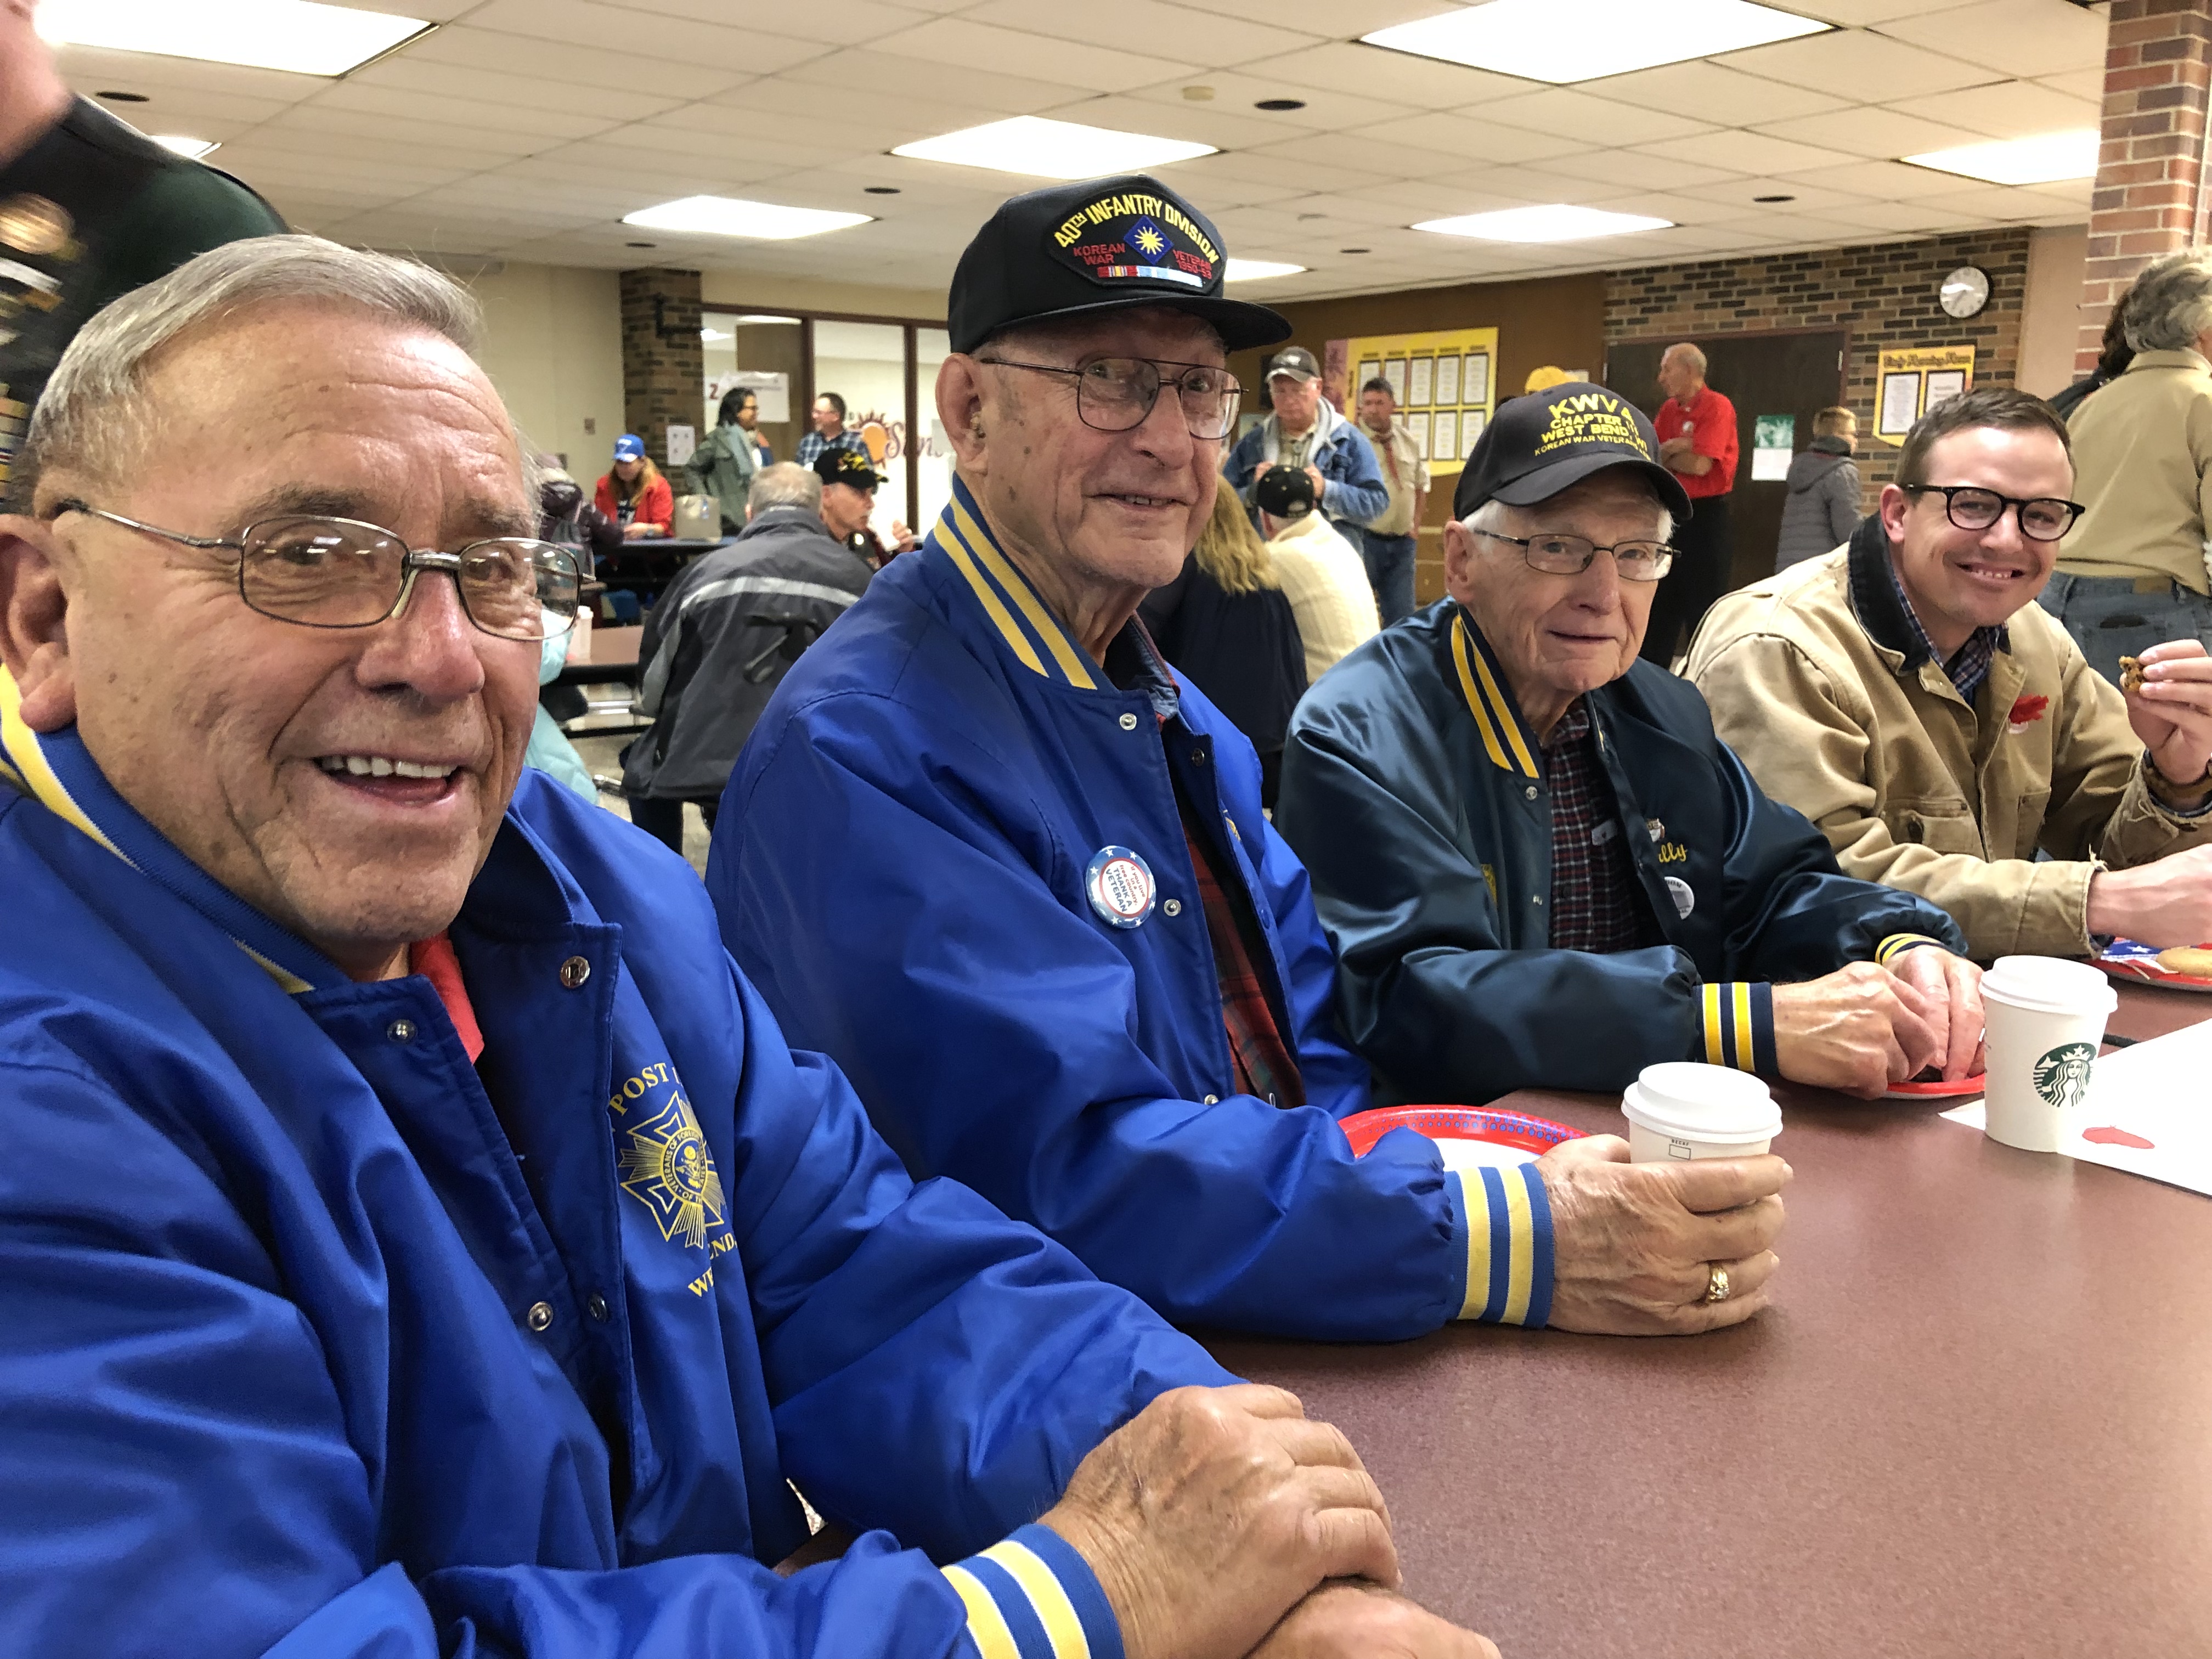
622, 196, 872, 240
153, 135, 219, 159
1226, 259, 1306, 281
1364, 0, 1829, 84
1414, 204, 1674, 241
891, 116, 1215, 181
1902, 128, 2100, 185
38, 0, 431, 77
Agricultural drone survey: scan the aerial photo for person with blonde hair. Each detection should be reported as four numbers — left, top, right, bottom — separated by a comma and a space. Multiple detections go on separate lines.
1140, 475, 1307, 804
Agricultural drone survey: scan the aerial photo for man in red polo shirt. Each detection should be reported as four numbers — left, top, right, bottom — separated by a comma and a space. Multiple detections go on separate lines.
1643, 341, 1739, 664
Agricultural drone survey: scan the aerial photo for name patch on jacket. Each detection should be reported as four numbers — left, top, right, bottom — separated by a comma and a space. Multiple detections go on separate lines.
610, 1062, 732, 1266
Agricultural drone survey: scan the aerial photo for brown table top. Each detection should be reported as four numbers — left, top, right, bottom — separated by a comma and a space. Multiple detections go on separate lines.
1205, 981, 2212, 1658
568, 624, 641, 672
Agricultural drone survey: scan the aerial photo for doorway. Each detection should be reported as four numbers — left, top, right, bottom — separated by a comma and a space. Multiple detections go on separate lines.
1605, 330, 1850, 589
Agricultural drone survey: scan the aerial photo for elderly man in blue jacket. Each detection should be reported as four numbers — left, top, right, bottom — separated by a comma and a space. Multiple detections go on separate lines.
1275, 383, 1983, 1118
713, 177, 1800, 1346
1223, 344, 1388, 538
0, 235, 1489, 1659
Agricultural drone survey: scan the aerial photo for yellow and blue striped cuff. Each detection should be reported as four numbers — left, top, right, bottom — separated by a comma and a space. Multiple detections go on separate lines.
941, 1523, 1123, 1659
1698, 981, 1778, 1076
1874, 932, 1944, 966
1452, 1164, 1554, 1328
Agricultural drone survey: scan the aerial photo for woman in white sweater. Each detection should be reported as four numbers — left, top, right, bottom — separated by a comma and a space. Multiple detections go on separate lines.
1254, 462, 1381, 685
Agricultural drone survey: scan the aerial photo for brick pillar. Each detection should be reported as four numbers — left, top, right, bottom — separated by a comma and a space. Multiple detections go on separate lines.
618, 267, 703, 469
2079, 0, 2212, 371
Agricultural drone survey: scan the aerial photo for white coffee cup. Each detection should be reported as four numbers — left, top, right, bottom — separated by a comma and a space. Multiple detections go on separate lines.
1979, 955, 2116, 1153
1620, 1062, 1783, 1162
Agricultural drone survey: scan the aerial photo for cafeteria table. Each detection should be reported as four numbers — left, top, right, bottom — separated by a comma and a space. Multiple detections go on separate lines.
1204, 981, 2212, 1659
557, 623, 641, 686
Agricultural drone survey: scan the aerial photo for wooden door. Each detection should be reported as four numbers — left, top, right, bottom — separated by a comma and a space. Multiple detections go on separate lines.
1605, 331, 1849, 589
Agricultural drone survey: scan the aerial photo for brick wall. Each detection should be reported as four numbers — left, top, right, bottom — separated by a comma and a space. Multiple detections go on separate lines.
618, 267, 702, 470
1603, 228, 2032, 499
2079, 0, 2212, 369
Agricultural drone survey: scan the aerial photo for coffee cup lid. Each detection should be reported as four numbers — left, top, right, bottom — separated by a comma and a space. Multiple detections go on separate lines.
1980, 955, 2118, 1016
1620, 1062, 1782, 1143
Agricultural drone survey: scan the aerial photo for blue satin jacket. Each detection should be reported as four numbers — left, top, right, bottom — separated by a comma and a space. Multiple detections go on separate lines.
0, 689, 1220, 1659
711, 479, 1554, 1342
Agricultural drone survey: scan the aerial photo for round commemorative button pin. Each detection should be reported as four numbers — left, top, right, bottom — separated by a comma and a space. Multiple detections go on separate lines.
1086, 844, 1156, 929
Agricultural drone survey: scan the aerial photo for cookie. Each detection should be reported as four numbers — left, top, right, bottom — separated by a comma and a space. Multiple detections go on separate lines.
2120, 655, 2145, 694
2156, 945, 2212, 976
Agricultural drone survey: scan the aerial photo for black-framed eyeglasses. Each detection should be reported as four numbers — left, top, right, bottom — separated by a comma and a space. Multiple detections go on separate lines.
51, 501, 581, 642
977, 356, 1244, 441
1473, 528, 1675, 583
1901, 483, 2084, 543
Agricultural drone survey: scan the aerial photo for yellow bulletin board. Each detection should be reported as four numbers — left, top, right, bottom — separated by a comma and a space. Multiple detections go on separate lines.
1330, 326, 1499, 475
1874, 345, 1976, 448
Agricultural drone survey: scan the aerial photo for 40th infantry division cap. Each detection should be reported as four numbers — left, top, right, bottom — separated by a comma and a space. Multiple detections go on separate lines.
1454, 381, 1693, 523
947, 173, 1292, 356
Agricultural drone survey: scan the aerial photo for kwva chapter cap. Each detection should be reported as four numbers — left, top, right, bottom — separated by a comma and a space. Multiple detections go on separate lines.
947, 173, 1291, 356
1453, 381, 1692, 523
815, 447, 883, 490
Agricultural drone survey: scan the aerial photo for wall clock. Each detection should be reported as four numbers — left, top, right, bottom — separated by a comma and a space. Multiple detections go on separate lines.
1940, 265, 1990, 320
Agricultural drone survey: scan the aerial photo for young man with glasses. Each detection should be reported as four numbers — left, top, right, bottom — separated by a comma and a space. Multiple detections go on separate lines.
1688, 386, 2212, 960
716, 184, 1830, 1398
1275, 381, 1977, 1111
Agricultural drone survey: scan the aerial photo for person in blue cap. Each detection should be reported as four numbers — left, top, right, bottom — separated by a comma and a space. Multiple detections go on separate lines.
0, 233, 1482, 1659
709, 176, 1792, 1350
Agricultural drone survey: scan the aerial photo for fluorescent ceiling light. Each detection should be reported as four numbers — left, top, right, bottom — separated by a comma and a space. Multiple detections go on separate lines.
731, 313, 802, 324
1226, 259, 1306, 281
153, 135, 219, 159
699, 328, 732, 341
1415, 204, 1673, 242
1363, 0, 1828, 84
1903, 129, 2100, 185
622, 197, 872, 240
892, 116, 1216, 180
37, 0, 430, 77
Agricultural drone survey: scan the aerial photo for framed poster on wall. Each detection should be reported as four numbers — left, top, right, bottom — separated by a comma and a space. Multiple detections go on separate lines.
1873, 345, 1976, 447
1328, 327, 1500, 477
1405, 410, 1431, 459
1432, 409, 1458, 467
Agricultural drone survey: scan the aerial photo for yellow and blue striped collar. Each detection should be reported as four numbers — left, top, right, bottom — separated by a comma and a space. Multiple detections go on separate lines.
1448, 608, 1542, 781
0, 664, 340, 994
928, 476, 1103, 691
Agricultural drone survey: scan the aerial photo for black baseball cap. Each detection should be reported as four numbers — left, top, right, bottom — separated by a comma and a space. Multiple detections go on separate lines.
1453, 381, 1692, 522
1254, 463, 1317, 521
815, 447, 882, 491
947, 174, 1291, 356
1266, 346, 1319, 383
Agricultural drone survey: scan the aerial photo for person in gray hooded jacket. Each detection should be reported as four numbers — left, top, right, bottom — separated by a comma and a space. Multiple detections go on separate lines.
1775, 405, 1863, 571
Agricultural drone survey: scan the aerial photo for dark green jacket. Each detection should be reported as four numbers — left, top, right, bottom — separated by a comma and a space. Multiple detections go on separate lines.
1276, 600, 1964, 1103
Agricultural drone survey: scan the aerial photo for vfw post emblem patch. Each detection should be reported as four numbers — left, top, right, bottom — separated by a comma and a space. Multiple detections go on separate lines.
618, 1093, 727, 1249
2032, 1042, 2096, 1113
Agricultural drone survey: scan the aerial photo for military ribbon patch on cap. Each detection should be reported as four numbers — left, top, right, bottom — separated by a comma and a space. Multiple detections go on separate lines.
1049, 189, 1218, 292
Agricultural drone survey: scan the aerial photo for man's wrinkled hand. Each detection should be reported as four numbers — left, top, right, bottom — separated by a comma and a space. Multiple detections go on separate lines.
1039, 1384, 1398, 1659
1248, 1583, 1500, 1659
1538, 1135, 1786, 1335
1773, 961, 1939, 1096
1883, 947, 1983, 1080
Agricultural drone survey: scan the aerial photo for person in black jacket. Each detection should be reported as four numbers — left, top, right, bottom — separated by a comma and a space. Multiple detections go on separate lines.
1138, 477, 1306, 805
621, 462, 873, 854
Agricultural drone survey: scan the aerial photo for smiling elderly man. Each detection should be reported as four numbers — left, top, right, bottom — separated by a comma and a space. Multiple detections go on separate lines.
0, 235, 1465, 1659
712, 178, 1813, 1363
1274, 384, 1981, 1128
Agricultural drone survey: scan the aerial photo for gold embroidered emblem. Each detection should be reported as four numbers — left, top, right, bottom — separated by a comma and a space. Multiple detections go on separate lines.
0, 195, 70, 258
617, 1094, 727, 1248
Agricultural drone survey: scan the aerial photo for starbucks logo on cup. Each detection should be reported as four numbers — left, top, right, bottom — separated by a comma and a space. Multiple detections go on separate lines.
2032, 1042, 2096, 1111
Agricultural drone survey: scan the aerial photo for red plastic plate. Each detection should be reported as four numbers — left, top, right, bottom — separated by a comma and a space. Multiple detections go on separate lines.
1879, 1073, 1987, 1101
2095, 938, 2212, 994
1340, 1104, 1586, 1159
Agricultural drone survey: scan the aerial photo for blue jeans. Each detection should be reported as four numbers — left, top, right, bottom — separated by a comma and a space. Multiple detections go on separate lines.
2040, 571, 2212, 687
1358, 529, 1418, 626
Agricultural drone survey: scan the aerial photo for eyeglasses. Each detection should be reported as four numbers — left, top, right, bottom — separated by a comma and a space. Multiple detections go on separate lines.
1474, 528, 1675, 583
53, 501, 580, 641
977, 356, 1244, 441
1901, 484, 2084, 543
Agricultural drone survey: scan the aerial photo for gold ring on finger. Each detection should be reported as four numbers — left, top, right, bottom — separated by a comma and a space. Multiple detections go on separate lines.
1703, 1263, 1731, 1304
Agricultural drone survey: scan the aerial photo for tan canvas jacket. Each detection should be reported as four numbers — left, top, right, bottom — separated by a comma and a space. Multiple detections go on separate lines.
1684, 527, 2212, 958
2058, 347, 2212, 595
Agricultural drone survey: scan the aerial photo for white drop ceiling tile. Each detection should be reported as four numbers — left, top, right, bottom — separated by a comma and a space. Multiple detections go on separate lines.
405, 25, 747, 100
963, 0, 1324, 67
2022, 178, 2094, 207
2035, 68, 2105, 101
53, 44, 326, 104
1915, 183, 2082, 218
89, 87, 296, 128
1813, 198, 1974, 233
1667, 177, 1878, 216
1137, 153, 1329, 207
588, 126, 855, 173
1595, 61, 1853, 125
1633, 130, 1859, 177
1715, 32, 2001, 98
1034, 94, 1317, 150
777, 48, 1073, 115
865, 16, 1192, 93
1750, 106, 1995, 160
260, 109, 543, 162
1523, 148, 1747, 191
348, 58, 687, 123
1774, 0, 1939, 21
1704, 212, 1877, 244
1874, 0, 2107, 80
1237, 42, 1542, 111
1242, 130, 1449, 177
1782, 157, 1978, 199
762, 165, 995, 208
1175, 0, 1456, 32
300, 82, 626, 142
1343, 111, 1600, 165
1269, 190, 1444, 229
1883, 80, 2100, 140
1583, 190, 1751, 226
452, 0, 820, 75
1471, 89, 1718, 145
1120, 71, 1423, 132
626, 0, 934, 30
